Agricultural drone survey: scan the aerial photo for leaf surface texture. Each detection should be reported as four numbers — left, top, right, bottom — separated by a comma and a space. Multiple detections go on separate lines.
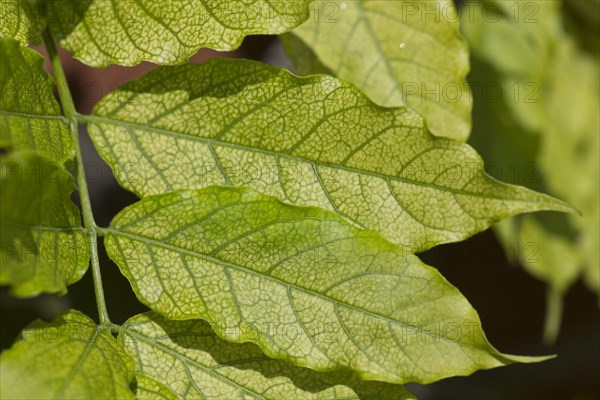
0, 0, 46, 45
88, 59, 573, 252
0, 38, 73, 162
46, 0, 312, 67
106, 186, 549, 384
0, 310, 136, 399
0, 151, 89, 297
121, 312, 415, 399
283, 0, 471, 140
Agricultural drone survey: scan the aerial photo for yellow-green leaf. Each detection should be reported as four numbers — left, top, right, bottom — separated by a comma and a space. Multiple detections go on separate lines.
0, 151, 89, 297
87, 59, 574, 252
0, 0, 46, 45
46, 0, 312, 67
133, 374, 178, 400
121, 312, 415, 399
105, 186, 551, 385
282, 0, 472, 140
0, 310, 136, 399
464, 0, 600, 339
464, 0, 599, 292
0, 38, 73, 162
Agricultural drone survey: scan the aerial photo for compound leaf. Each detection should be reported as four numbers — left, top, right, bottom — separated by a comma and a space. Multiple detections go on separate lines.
88, 59, 574, 252
106, 186, 551, 385
0, 151, 89, 297
464, 0, 599, 325
0, 310, 136, 399
282, 0, 472, 140
120, 312, 414, 399
0, 0, 46, 45
46, 0, 312, 67
0, 38, 73, 163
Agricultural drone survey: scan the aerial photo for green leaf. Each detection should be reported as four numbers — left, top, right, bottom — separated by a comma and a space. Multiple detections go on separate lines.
106, 186, 551, 385
120, 312, 415, 399
133, 374, 179, 400
0, 0, 46, 45
46, 0, 312, 67
0, 38, 73, 162
461, 0, 558, 133
500, 216, 582, 295
464, 0, 600, 338
282, 0, 472, 140
87, 59, 574, 253
464, 0, 599, 299
0, 310, 136, 399
0, 151, 89, 297
535, 38, 600, 298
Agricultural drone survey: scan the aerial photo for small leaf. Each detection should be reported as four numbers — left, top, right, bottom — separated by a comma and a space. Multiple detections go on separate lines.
106, 186, 551, 385
88, 59, 574, 252
0, 310, 136, 399
46, 0, 312, 67
282, 0, 472, 140
121, 312, 414, 399
0, 151, 89, 297
0, 37, 73, 163
0, 0, 46, 45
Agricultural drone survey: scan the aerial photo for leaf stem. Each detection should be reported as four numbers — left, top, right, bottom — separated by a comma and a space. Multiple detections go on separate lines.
43, 29, 111, 325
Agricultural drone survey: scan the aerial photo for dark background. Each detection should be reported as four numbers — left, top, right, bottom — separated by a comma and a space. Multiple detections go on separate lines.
1, 19, 599, 400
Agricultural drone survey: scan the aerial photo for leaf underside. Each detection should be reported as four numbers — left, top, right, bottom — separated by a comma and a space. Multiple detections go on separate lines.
282, 0, 472, 140
0, 38, 73, 163
0, 151, 89, 297
89, 58, 574, 253
0, 310, 135, 399
46, 0, 312, 67
121, 312, 415, 399
0, 0, 573, 396
106, 186, 550, 385
0, 0, 46, 45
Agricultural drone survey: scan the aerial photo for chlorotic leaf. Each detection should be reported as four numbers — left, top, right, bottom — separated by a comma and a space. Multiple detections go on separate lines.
121, 312, 415, 399
0, 0, 46, 45
0, 310, 136, 399
46, 0, 312, 67
0, 151, 89, 297
0, 38, 73, 162
88, 59, 574, 252
282, 0, 472, 140
106, 186, 551, 385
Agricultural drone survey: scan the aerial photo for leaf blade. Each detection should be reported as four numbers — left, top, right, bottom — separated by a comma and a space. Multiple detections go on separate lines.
121, 312, 414, 399
46, 0, 312, 67
0, 38, 73, 163
89, 59, 574, 252
106, 186, 549, 384
283, 0, 472, 140
0, 310, 136, 399
133, 374, 178, 400
0, 0, 46, 45
0, 151, 90, 297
